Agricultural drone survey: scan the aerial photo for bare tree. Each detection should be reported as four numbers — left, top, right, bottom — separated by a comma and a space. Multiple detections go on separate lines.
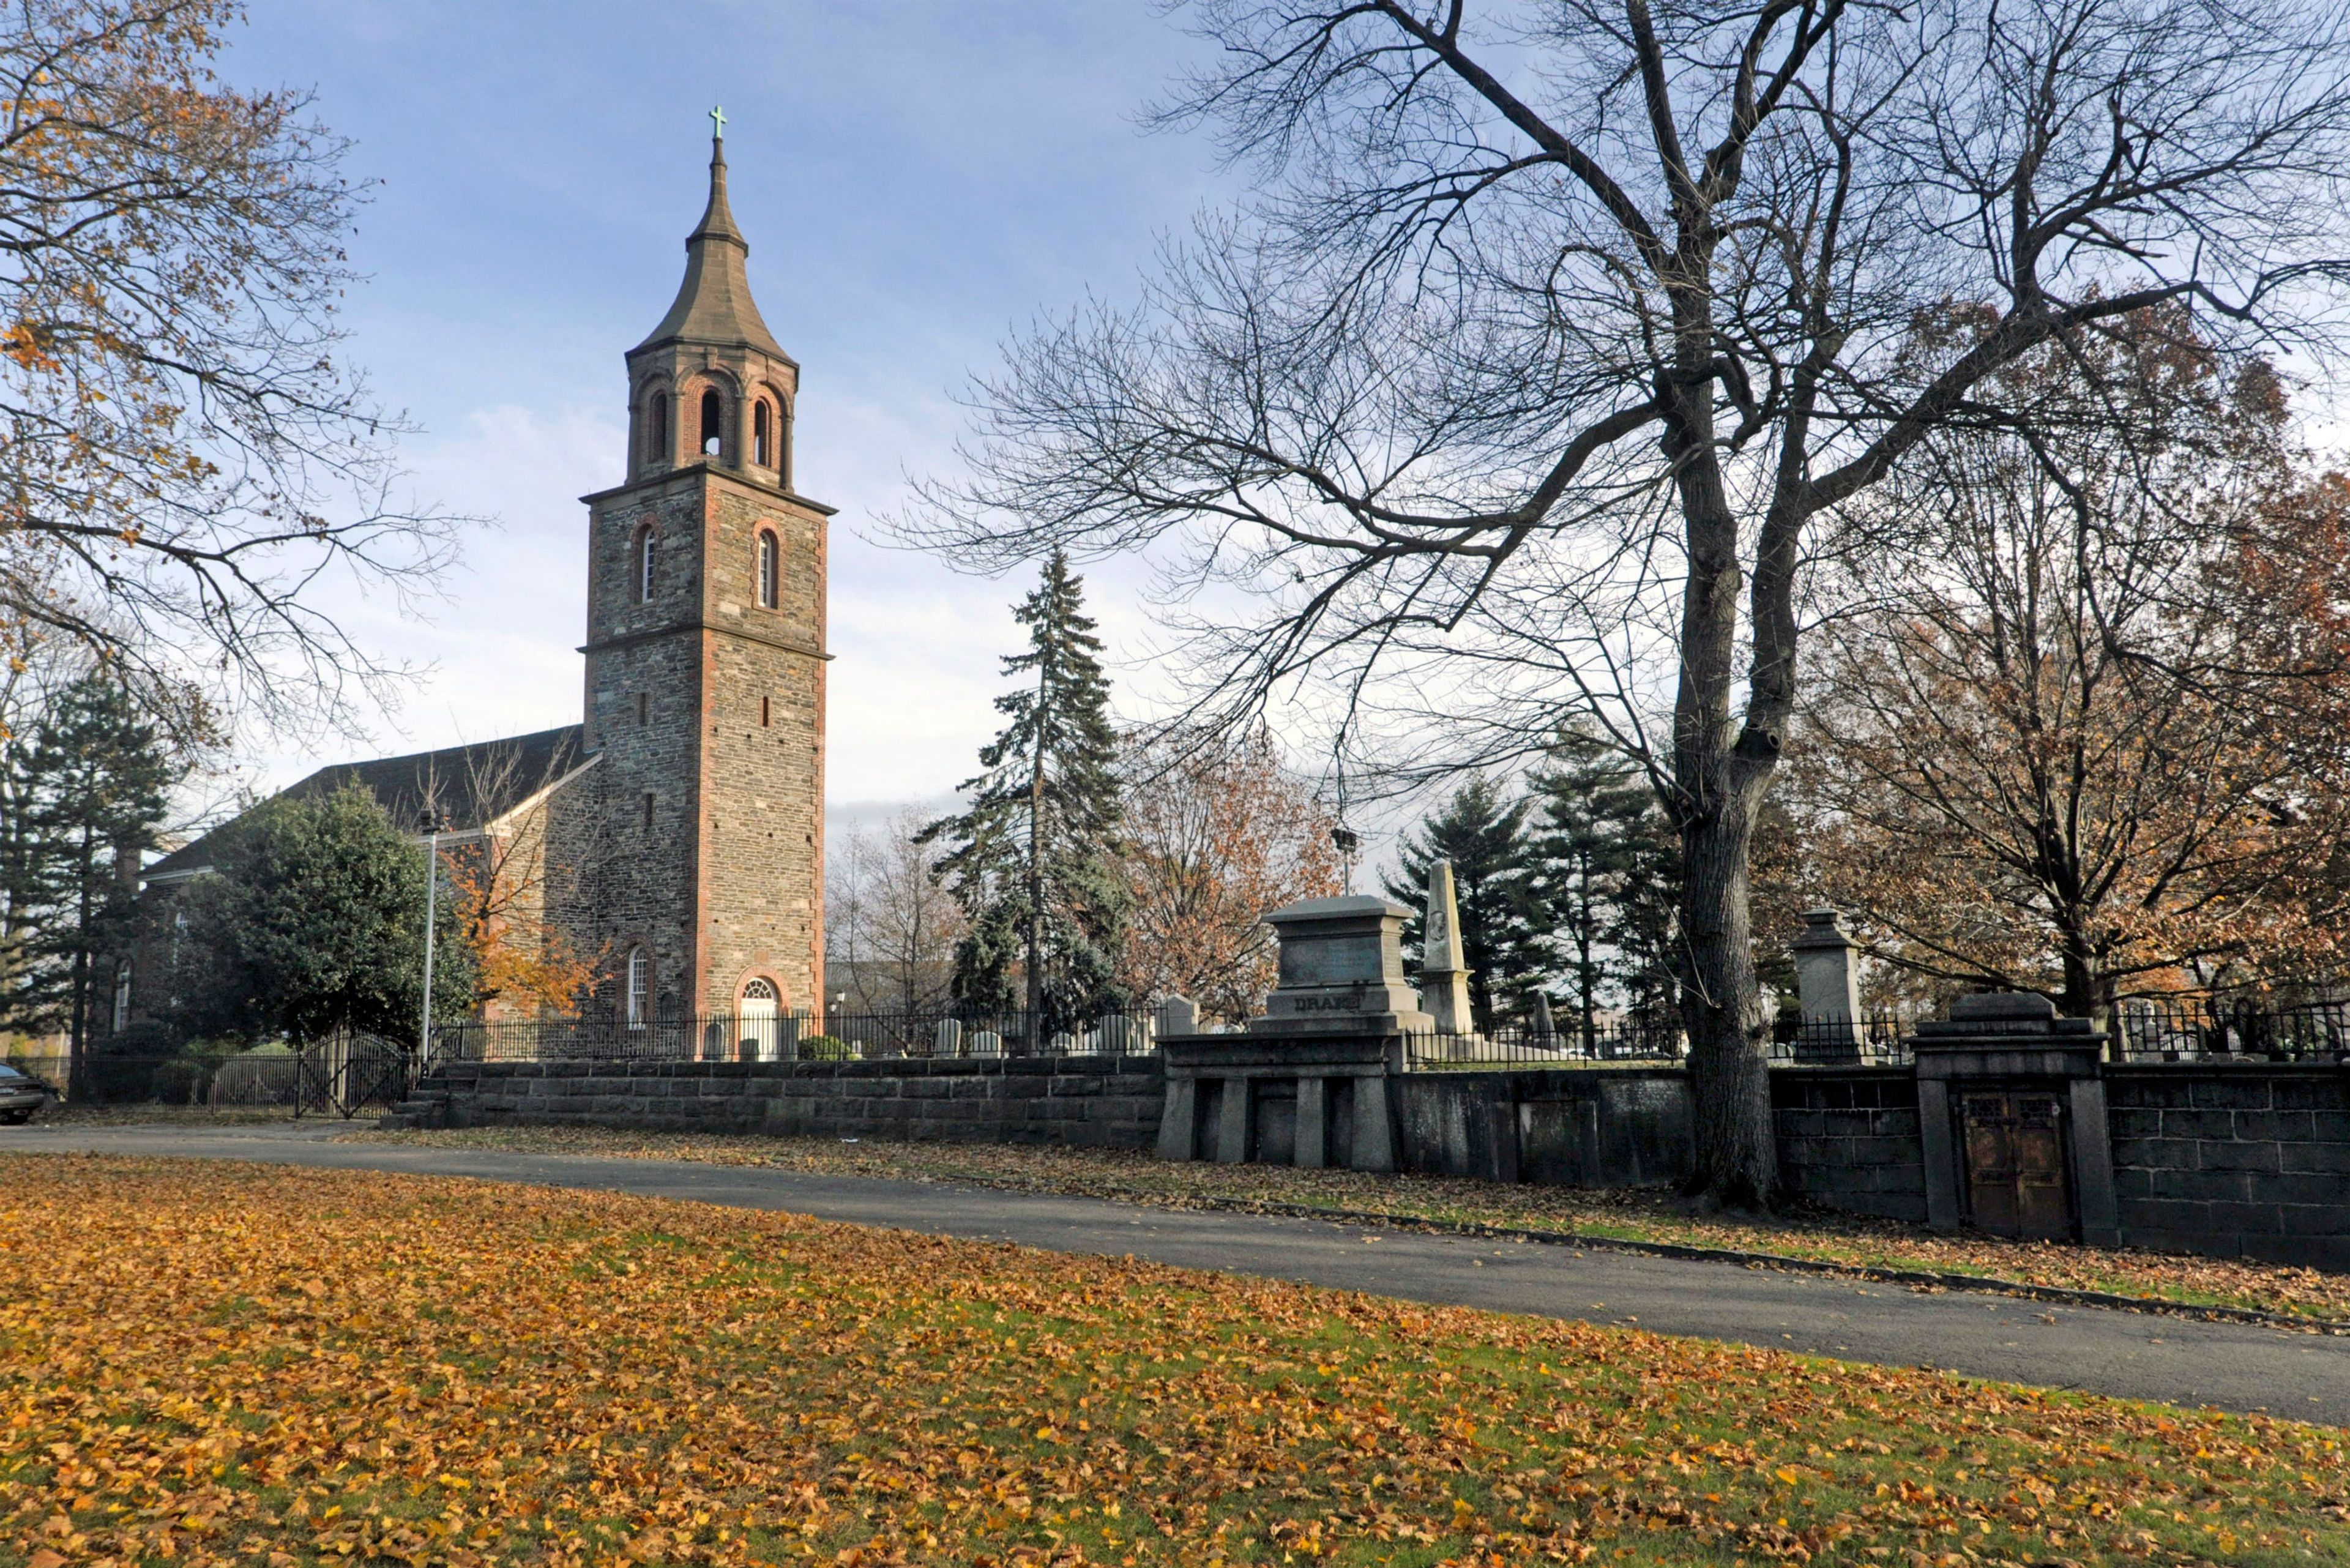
826, 810, 966, 1015
1786, 334, 2350, 1012
1119, 725, 1341, 1023
0, 1, 463, 742
902, 0, 2350, 1204
424, 741, 605, 1018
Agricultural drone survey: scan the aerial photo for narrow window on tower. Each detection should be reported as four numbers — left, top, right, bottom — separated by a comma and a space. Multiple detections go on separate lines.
756, 529, 779, 609
700, 389, 724, 457
625, 947, 648, 1028
760, 695, 771, 728
638, 528, 657, 602
753, 401, 772, 468
646, 391, 670, 465
636, 692, 648, 726
642, 791, 655, 831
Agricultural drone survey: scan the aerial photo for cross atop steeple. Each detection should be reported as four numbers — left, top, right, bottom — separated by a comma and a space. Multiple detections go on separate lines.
709, 103, 726, 141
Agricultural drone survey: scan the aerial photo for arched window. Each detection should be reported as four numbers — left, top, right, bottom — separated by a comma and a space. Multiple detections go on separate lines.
626, 947, 648, 1028
756, 529, 779, 608
637, 528, 657, 602
753, 401, 772, 468
646, 391, 670, 465
700, 389, 724, 457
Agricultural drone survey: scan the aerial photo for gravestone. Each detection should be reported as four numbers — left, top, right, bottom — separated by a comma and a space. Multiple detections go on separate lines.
1253, 896, 1434, 1036
1419, 862, 1475, 1036
1791, 907, 1867, 1056
933, 1018, 964, 1057
1154, 994, 1198, 1038
1156, 895, 1428, 1173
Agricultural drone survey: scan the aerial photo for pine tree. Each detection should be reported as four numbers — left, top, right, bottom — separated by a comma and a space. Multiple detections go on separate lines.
1523, 733, 1682, 1048
1382, 777, 1539, 1028
9, 677, 180, 1072
921, 551, 1127, 1035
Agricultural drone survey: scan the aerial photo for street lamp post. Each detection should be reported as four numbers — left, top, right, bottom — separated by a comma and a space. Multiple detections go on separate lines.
419, 806, 445, 1063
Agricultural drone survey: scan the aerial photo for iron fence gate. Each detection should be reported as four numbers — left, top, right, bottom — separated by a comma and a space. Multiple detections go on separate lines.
294, 1032, 416, 1118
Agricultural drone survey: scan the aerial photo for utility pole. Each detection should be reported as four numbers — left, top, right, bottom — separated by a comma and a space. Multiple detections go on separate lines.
418, 806, 444, 1064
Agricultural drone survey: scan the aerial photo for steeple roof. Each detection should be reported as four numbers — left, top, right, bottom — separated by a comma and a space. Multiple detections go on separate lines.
632, 132, 791, 364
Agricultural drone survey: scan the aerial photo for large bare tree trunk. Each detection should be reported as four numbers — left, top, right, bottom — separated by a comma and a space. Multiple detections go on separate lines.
1679, 794, 1775, 1204
1665, 294, 1785, 1204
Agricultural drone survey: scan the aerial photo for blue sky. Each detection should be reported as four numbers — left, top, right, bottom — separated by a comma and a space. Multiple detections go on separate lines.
217, 1, 1233, 823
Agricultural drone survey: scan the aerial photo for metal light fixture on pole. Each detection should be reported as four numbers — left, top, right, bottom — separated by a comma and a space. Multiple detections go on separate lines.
1331, 825, 1360, 895
419, 806, 444, 1064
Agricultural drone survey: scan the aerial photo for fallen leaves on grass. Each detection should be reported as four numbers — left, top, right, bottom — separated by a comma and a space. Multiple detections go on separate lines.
350, 1124, 2350, 1324
0, 1155, 2343, 1567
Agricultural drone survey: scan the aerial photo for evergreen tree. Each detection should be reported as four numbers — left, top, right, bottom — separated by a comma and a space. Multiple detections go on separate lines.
1382, 777, 1539, 1028
1523, 733, 1682, 1048
921, 552, 1127, 1034
171, 784, 472, 1045
4, 676, 179, 1072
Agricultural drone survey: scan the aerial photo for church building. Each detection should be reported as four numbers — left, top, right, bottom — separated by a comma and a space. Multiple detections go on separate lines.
138, 126, 830, 1029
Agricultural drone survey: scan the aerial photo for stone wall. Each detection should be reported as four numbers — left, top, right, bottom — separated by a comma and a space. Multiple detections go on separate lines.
1772, 1068, 1929, 1222
412, 1056, 1164, 1148
2106, 1064, 2350, 1270
1393, 1069, 1692, 1187
404, 1055, 2350, 1272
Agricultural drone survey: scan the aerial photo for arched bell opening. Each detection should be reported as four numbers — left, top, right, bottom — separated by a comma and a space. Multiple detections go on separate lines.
699, 389, 725, 458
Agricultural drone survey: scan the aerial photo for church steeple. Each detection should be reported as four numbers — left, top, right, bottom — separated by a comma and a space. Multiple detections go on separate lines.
575, 108, 833, 1025
624, 113, 798, 484
633, 122, 790, 363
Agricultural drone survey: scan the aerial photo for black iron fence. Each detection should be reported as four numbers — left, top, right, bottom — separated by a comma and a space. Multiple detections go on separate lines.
1398, 1012, 1920, 1070
2108, 996, 2350, 1062
3, 1034, 413, 1114
0, 1052, 261, 1106
1770, 1014, 1920, 1066
430, 1008, 1168, 1066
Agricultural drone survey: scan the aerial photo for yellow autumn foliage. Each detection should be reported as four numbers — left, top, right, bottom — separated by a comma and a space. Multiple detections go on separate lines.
0, 1157, 2340, 1566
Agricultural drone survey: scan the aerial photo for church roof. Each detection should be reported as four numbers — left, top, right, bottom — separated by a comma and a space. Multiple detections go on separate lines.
144, 725, 589, 884
631, 133, 791, 364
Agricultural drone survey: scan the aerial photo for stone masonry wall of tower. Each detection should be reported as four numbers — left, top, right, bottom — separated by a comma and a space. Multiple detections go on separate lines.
550, 129, 829, 1022
696, 480, 827, 1017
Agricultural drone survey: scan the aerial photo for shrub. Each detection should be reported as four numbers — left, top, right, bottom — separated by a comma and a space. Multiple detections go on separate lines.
796, 1034, 854, 1061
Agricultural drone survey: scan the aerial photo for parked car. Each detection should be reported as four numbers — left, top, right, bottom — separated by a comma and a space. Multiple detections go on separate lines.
0, 1062, 51, 1124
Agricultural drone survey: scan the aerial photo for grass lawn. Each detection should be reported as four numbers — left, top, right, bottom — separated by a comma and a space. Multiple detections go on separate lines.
347, 1124, 2350, 1326
1, 1156, 2343, 1567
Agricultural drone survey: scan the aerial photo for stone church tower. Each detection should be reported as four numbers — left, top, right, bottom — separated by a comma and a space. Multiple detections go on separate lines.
565, 127, 830, 1023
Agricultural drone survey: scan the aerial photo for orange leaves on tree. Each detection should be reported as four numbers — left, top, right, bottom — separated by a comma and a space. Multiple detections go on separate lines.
1117, 725, 1342, 1023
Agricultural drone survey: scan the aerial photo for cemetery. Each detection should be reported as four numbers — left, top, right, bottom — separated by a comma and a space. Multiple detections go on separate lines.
386, 862, 2350, 1274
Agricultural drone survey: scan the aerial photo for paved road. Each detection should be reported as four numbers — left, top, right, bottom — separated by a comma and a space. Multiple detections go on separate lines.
9, 1121, 2347, 1425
